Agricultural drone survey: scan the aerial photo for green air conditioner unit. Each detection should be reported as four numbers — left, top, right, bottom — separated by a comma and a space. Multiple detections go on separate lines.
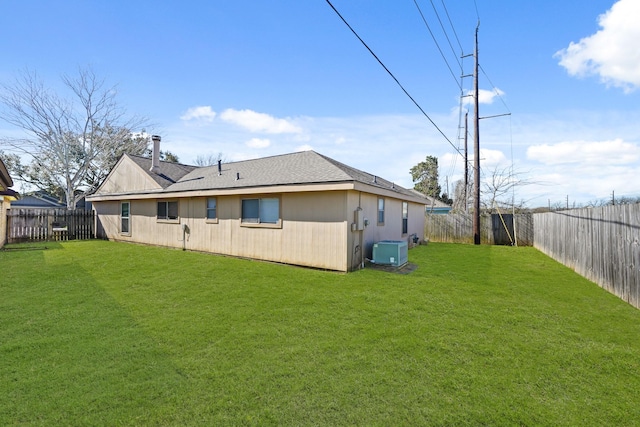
372, 240, 408, 267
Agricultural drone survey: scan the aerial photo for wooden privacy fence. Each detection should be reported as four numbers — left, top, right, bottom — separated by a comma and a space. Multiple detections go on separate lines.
6, 208, 94, 243
534, 204, 640, 309
425, 212, 534, 246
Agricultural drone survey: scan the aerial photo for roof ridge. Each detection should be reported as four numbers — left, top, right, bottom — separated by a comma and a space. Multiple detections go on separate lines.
196, 150, 318, 171
121, 150, 429, 203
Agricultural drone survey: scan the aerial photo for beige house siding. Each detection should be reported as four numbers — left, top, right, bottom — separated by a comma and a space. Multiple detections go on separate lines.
98, 156, 162, 194
90, 151, 429, 272
344, 191, 426, 270
94, 190, 351, 271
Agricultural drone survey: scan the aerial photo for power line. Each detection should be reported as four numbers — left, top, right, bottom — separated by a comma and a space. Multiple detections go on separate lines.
413, 0, 470, 186
479, 64, 511, 113
411, 0, 467, 181
416, 0, 472, 184
325, 0, 463, 156
428, 0, 462, 69
413, 0, 462, 89
440, 0, 464, 53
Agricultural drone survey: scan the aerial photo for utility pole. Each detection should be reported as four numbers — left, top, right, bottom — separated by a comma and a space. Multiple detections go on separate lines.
464, 112, 469, 213
473, 22, 481, 245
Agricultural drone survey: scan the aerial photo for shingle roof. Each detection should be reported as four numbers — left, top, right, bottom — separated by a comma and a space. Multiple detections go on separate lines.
159, 151, 423, 201
128, 155, 198, 188
11, 193, 65, 208
119, 151, 429, 203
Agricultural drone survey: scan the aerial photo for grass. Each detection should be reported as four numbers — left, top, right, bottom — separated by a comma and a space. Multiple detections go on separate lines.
1, 240, 640, 426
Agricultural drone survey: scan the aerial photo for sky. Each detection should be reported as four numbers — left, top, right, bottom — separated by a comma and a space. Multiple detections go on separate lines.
1, 0, 639, 207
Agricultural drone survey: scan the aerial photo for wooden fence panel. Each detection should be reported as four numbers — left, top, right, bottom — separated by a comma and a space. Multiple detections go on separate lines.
533, 204, 640, 309
7, 208, 95, 243
425, 213, 533, 246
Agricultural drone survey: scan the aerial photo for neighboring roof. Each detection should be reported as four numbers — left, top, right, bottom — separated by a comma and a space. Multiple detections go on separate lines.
0, 157, 14, 190
128, 155, 198, 188
0, 188, 19, 199
410, 189, 451, 208
11, 192, 65, 208
92, 151, 430, 204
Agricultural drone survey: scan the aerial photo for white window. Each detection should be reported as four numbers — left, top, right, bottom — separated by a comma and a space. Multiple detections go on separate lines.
378, 198, 385, 225
121, 202, 130, 234
402, 201, 408, 234
241, 197, 279, 224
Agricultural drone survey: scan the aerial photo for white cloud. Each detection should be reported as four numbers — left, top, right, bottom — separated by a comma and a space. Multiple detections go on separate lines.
180, 106, 217, 122
479, 88, 505, 104
555, 0, 640, 92
167, 108, 640, 206
478, 148, 508, 168
526, 139, 640, 165
219, 108, 302, 134
245, 138, 271, 149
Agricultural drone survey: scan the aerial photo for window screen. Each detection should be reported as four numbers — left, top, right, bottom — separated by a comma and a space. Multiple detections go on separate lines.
207, 198, 217, 219
157, 201, 178, 220
260, 198, 279, 224
242, 197, 279, 224
241, 199, 260, 223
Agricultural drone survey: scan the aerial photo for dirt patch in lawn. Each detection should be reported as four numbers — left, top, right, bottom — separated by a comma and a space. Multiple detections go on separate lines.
365, 261, 418, 275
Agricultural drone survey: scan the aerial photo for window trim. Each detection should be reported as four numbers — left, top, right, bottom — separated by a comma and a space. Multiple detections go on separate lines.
206, 197, 218, 224
157, 200, 179, 223
377, 197, 385, 225
240, 196, 282, 229
120, 201, 131, 235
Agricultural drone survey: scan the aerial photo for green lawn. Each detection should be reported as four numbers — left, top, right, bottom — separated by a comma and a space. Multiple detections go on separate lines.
1, 240, 639, 426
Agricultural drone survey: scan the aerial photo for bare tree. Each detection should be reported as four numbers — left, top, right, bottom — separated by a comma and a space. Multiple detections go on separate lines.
451, 178, 472, 213
481, 164, 536, 213
194, 152, 226, 167
0, 67, 148, 208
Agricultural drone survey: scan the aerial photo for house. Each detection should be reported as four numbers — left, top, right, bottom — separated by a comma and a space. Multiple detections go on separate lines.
422, 195, 452, 214
10, 191, 66, 209
87, 140, 429, 271
0, 157, 19, 248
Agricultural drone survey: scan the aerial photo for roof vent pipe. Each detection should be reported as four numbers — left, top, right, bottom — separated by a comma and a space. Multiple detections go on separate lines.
218, 159, 222, 176
236, 172, 240, 181
150, 135, 161, 174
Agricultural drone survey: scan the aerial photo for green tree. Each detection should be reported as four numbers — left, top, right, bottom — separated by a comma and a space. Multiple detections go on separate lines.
410, 156, 441, 200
